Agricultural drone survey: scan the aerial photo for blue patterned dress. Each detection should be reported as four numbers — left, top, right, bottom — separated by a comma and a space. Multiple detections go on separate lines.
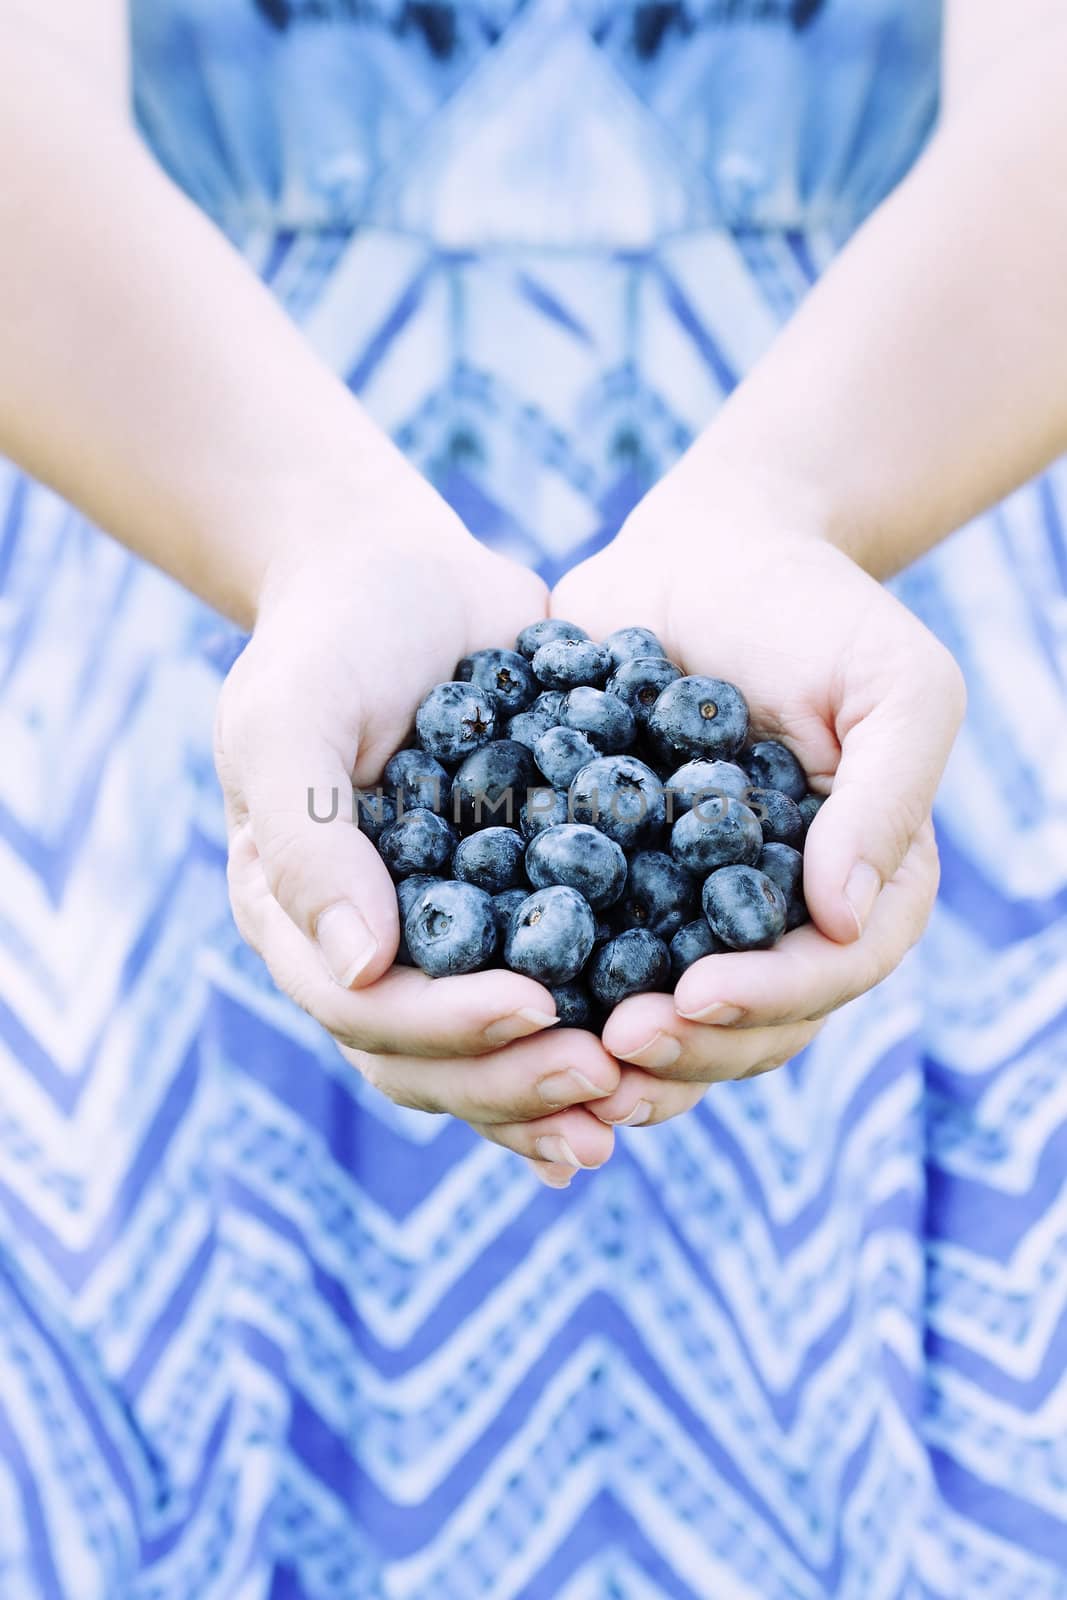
1, 2, 1066, 1596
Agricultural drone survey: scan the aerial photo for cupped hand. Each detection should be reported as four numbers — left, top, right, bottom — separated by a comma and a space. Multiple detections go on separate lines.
545, 457, 966, 1140
214, 453, 620, 1181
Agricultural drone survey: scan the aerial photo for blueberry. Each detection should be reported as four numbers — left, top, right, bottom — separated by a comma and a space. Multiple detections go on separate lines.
669, 918, 725, 978
525, 823, 628, 911
384, 749, 450, 813
531, 637, 613, 689
798, 792, 825, 830
404, 879, 498, 976
379, 807, 456, 879
743, 740, 807, 802
519, 787, 571, 839
452, 826, 526, 893
568, 754, 667, 852
670, 795, 763, 873
504, 886, 596, 985
507, 690, 565, 752
450, 739, 536, 833
492, 886, 530, 938
702, 865, 787, 951
588, 928, 671, 1008
534, 726, 600, 788
560, 687, 636, 753
616, 850, 697, 939
516, 619, 588, 660
757, 843, 809, 930
665, 759, 751, 819
745, 787, 806, 849
396, 873, 439, 965
416, 681, 499, 765
648, 675, 749, 760
548, 981, 595, 1028
456, 647, 538, 714
605, 655, 682, 732
353, 786, 397, 844
602, 625, 668, 668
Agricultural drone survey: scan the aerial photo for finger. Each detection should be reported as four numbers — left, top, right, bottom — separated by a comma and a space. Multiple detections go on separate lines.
228, 827, 566, 1054
600, 998, 822, 1084
525, 1158, 578, 1189
218, 661, 398, 989
803, 640, 964, 944
470, 1106, 615, 1168
672, 824, 937, 1029
586, 1070, 707, 1128
340, 1032, 621, 1126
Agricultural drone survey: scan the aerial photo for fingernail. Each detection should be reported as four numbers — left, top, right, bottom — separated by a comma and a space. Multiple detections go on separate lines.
675, 1001, 746, 1025
316, 902, 378, 987
535, 1134, 583, 1168
620, 1031, 681, 1069
484, 1008, 559, 1046
604, 1100, 652, 1127
844, 861, 881, 937
536, 1164, 574, 1189
537, 1069, 610, 1107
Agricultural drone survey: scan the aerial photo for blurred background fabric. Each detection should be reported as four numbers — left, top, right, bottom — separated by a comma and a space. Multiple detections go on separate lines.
1, 2, 1066, 1596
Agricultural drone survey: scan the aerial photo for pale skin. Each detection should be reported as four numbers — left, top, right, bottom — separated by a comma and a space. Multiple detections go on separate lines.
2, 1, 1065, 1187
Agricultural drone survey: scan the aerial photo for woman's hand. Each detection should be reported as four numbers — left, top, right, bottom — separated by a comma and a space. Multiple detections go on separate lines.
546, 455, 966, 1137
214, 458, 621, 1181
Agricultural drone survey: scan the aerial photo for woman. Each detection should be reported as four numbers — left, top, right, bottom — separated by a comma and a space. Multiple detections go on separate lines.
1, 0, 1064, 1593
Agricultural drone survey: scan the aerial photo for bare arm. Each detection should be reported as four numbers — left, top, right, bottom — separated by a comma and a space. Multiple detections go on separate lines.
0, 0, 415, 626
680, 0, 1067, 576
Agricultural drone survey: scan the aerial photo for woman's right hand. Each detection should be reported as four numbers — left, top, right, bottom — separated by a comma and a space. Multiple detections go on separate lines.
214, 457, 620, 1184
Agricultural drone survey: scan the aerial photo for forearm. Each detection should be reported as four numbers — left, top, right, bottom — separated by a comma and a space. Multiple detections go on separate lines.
0, 20, 411, 627
683, 21, 1067, 577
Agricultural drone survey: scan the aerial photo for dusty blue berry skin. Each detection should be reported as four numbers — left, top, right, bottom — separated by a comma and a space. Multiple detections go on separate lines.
588, 928, 671, 1008
404, 879, 498, 977
534, 726, 600, 788
504, 886, 596, 985
669, 918, 724, 978
525, 823, 628, 911
569, 754, 667, 852
416, 681, 499, 765
702, 865, 787, 951
617, 850, 698, 939
384, 749, 449, 813
548, 982, 595, 1028
492, 887, 530, 938
450, 740, 536, 833
606, 656, 682, 730
648, 675, 749, 760
798, 792, 825, 830
516, 619, 587, 660
456, 647, 538, 714
757, 843, 809, 930
354, 786, 397, 844
532, 637, 613, 689
670, 795, 763, 874
395, 874, 438, 965
603, 626, 668, 668
452, 827, 527, 893
507, 691, 564, 751
379, 808, 457, 879
665, 759, 751, 819
519, 788, 571, 839
560, 687, 636, 754
746, 787, 806, 849
743, 740, 808, 802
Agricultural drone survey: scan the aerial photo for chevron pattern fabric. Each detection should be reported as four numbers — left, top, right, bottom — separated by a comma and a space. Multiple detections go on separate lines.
2, 3, 1067, 1596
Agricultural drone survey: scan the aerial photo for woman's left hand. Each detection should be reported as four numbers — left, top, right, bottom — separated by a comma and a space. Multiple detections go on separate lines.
535, 455, 965, 1162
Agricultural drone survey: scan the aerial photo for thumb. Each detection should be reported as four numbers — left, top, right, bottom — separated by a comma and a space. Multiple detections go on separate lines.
227, 697, 399, 990
802, 673, 964, 945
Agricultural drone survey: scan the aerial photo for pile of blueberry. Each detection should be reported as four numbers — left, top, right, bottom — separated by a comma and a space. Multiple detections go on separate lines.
356, 621, 823, 1032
